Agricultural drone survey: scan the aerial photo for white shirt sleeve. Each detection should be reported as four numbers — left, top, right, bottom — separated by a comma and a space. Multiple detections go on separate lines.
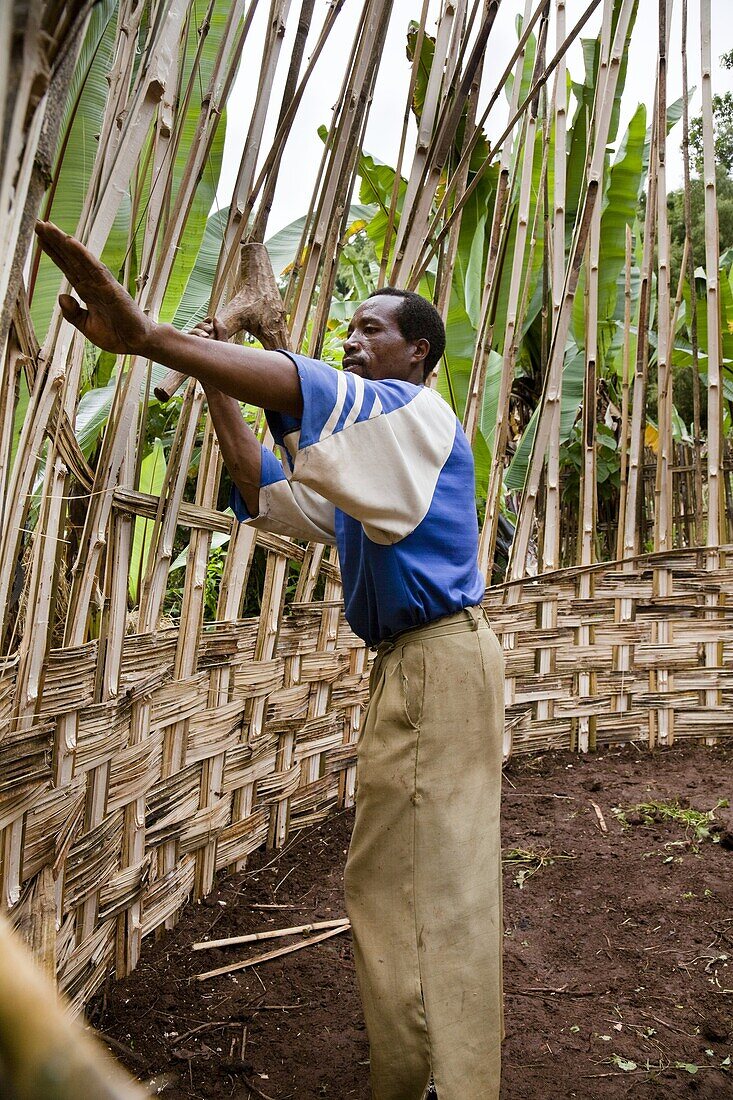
265, 353, 457, 546
230, 445, 336, 545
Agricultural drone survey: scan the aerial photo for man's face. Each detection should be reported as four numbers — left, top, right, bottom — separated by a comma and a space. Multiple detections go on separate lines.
342, 296, 428, 384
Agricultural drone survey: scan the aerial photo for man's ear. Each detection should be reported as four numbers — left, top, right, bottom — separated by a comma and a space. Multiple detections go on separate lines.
413, 337, 430, 365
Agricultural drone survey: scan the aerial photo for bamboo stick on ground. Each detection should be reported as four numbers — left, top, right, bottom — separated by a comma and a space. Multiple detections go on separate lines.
196, 923, 350, 981
193, 917, 349, 950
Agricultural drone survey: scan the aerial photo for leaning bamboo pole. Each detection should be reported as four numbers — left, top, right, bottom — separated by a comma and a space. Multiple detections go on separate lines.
651, 0, 674, 748
0, 915, 144, 1099
390, 0, 500, 286
508, 0, 637, 584
460, 0, 535, 449
390, 0, 470, 282
409, 0, 603, 289
700, 0, 726, 725
480, 0, 542, 579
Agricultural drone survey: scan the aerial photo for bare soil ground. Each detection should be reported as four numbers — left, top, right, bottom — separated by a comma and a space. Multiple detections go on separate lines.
90, 743, 733, 1099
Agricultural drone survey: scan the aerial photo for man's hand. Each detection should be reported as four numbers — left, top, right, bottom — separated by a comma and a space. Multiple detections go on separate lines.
190, 316, 230, 343
35, 221, 154, 356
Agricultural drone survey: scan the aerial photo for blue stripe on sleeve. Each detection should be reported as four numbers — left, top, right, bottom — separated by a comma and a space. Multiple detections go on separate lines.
229, 445, 286, 521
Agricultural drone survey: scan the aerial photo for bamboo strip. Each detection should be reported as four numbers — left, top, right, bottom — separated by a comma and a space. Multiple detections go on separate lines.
193, 916, 349, 950
195, 922, 349, 981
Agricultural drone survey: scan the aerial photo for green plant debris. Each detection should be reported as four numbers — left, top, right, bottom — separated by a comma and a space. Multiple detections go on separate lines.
611, 1055, 638, 1071
501, 847, 576, 889
612, 798, 729, 846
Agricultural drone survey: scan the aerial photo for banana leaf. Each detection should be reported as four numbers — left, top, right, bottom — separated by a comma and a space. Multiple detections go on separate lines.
31, 0, 120, 337
129, 437, 166, 602
504, 343, 585, 492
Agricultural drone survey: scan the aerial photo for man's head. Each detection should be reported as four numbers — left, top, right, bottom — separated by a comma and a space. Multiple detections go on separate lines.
342, 288, 446, 385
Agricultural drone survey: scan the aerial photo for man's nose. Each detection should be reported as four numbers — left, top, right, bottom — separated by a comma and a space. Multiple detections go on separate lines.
343, 332, 360, 352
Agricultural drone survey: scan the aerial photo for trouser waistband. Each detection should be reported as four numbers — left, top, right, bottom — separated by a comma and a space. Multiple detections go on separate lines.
374, 605, 489, 657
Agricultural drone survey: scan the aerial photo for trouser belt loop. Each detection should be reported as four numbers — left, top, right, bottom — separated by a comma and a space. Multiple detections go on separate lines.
467, 605, 481, 630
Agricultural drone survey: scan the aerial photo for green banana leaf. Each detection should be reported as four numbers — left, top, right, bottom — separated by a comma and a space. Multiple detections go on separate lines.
129, 437, 167, 602
31, 0, 120, 337
572, 103, 647, 349
158, 0, 234, 322
504, 344, 586, 492
265, 203, 376, 282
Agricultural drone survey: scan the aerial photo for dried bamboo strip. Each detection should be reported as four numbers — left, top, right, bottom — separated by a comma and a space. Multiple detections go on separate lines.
194, 916, 349, 950
195, 921, 349, 981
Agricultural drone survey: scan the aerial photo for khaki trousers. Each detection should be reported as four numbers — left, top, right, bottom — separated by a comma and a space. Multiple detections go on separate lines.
344, 607, 504, 1100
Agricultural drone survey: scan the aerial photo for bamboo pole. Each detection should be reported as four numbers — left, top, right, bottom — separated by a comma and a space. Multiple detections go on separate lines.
290, 0, 394, 350
533, 0, 567, 733
541, 0, 568, 575
507, 0, 637, 583
680, 0, 703, 546
574, 0, 615, 754
389, 0, 469, 280
480, 0, 541, 580
651, 0, 675, 748
700, 0, 725, 724
377, 0, 430, 287
461, 0, 532, 450
389, 2, 499, 287
0, 915, 144, 1098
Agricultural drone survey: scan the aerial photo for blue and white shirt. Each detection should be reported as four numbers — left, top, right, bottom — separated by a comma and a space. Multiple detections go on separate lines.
230, 352, 485, 647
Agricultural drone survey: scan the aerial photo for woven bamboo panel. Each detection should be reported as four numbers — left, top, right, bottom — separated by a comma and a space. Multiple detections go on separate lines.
3, 537, 732, 1009
3, 530, 368, 1011
486, 544, 733, 756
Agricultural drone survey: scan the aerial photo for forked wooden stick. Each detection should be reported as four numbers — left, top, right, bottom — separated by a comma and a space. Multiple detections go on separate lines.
153, 242, 290, 401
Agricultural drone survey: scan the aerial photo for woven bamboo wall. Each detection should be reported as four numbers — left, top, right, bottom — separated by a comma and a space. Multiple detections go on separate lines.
4, 535, 731, 1011
6, 533, 369, 1011
487, 545, 733, 756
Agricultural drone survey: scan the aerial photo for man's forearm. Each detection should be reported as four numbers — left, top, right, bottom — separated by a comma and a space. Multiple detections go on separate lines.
143, 324, 303, 417
204, 386, 262, 516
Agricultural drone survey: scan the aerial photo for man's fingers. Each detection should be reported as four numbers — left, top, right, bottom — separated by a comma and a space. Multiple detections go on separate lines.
58, 293, 88, 334
35, 221, 112, 293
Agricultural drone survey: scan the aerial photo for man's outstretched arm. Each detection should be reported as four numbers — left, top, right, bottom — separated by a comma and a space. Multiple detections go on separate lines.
190, 318, 262, 517
34, 221, 303, 417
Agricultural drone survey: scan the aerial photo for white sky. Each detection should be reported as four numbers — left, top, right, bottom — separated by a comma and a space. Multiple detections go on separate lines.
217, 0, 733, 236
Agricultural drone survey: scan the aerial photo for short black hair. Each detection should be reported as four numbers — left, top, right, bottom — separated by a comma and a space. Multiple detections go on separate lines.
367, 287, 446, 379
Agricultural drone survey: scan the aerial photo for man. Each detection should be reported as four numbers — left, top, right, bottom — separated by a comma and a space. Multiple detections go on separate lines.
35, 222, 505, 1100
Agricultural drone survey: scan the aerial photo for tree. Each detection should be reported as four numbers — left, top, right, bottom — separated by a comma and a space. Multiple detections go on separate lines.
689, 92, 733, 175
688, 51, 733, 176
667, 167, 733, 287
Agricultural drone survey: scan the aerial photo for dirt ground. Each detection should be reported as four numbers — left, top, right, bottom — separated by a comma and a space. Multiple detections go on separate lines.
90, 744, 733, 1099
